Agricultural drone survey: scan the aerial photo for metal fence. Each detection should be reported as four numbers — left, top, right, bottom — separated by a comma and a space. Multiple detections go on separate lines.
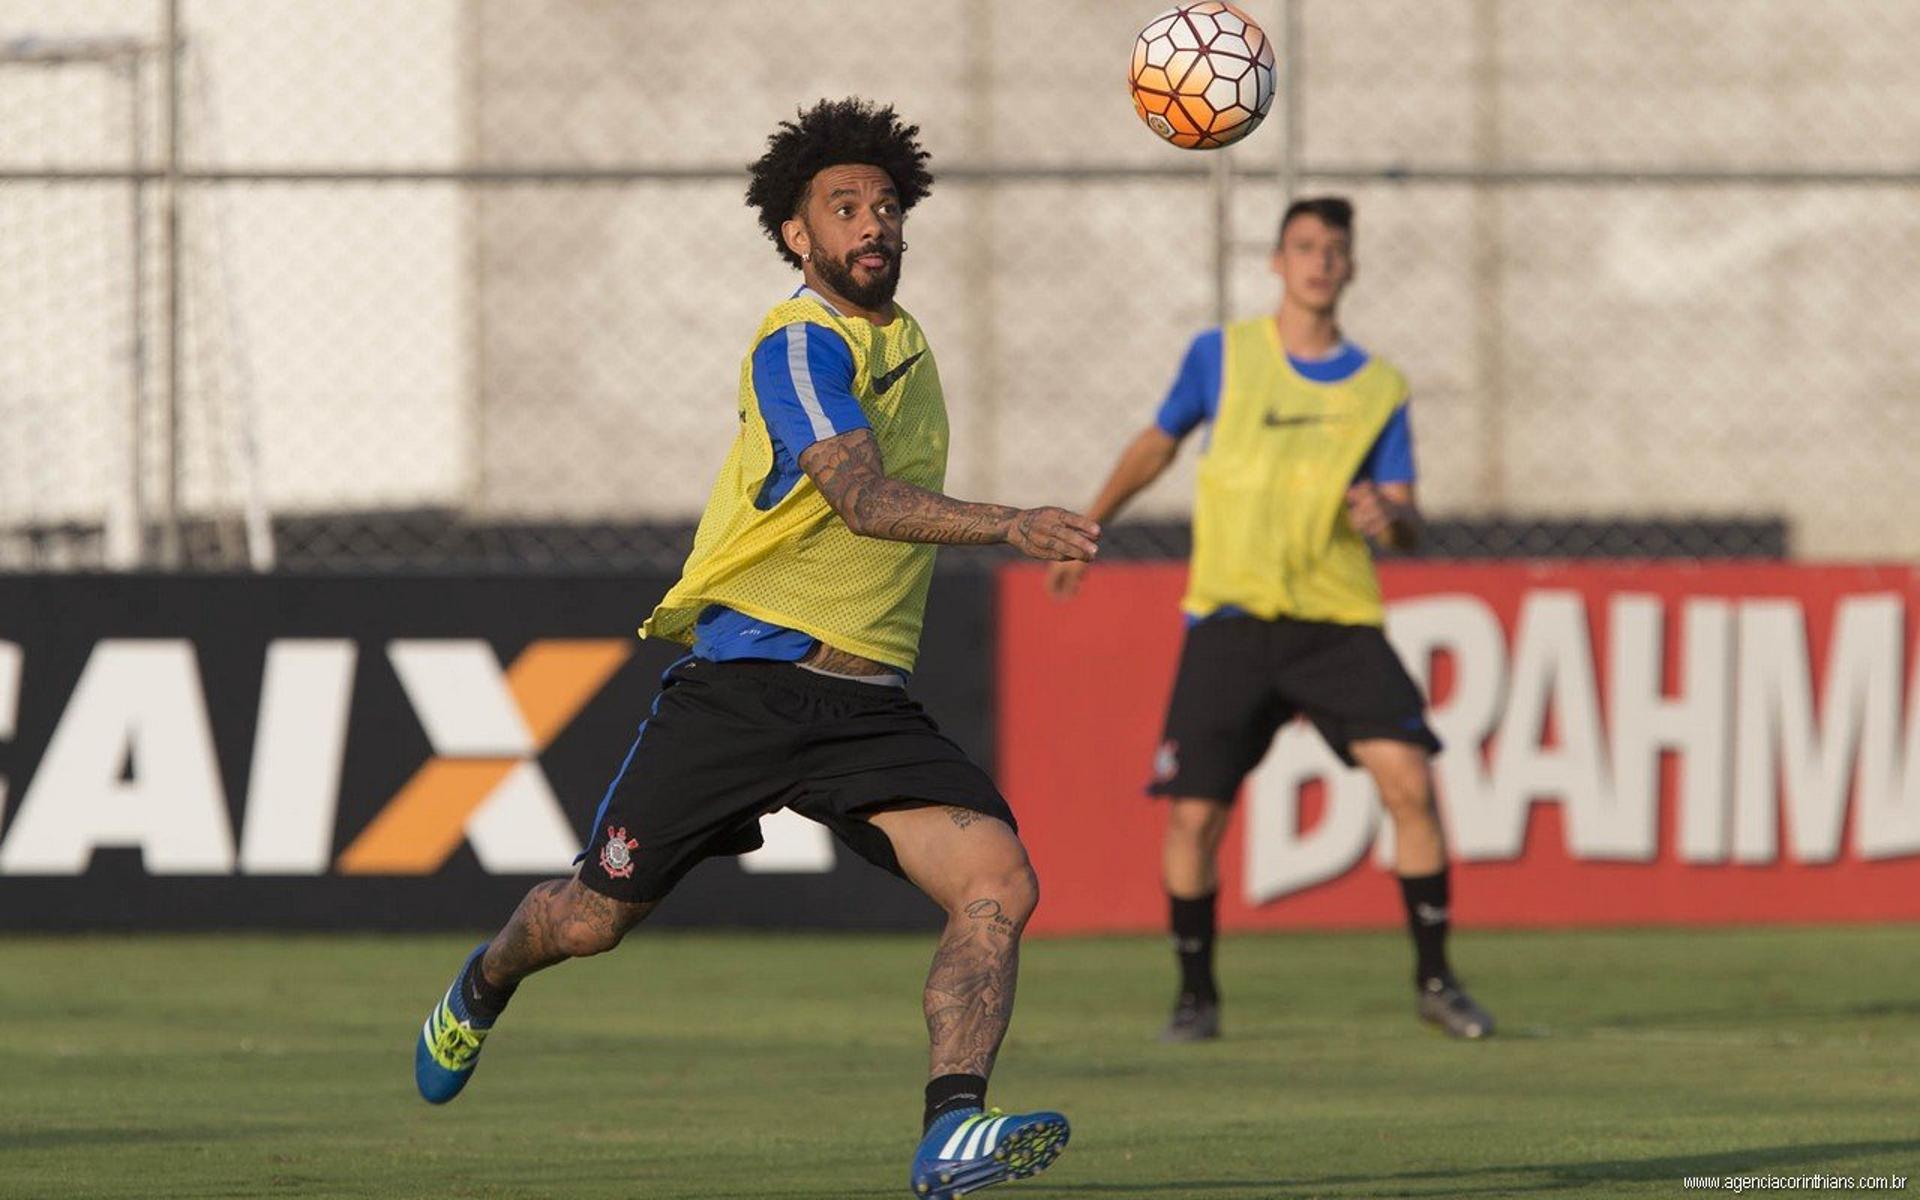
2, 0, 1916, 572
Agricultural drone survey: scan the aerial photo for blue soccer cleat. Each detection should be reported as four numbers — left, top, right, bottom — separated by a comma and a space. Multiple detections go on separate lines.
414, 943, 495, 1104
910, 1106, 1071, 1198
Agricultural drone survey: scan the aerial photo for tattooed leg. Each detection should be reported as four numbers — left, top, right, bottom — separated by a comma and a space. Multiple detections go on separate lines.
925, 891, 1032, 1078
480, 875, 654, 987
864, 804, 1040, 1080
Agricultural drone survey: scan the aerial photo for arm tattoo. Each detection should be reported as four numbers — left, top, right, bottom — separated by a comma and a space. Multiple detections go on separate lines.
801, 430, 1018, 546
947, 806, 981, 830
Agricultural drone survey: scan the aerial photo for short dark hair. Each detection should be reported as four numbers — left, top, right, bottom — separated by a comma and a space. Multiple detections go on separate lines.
745, 98, 934, 270
1278, 195, 1354, 244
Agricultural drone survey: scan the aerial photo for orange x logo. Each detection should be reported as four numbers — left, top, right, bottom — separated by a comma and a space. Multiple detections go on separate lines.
336, 640, 630, 874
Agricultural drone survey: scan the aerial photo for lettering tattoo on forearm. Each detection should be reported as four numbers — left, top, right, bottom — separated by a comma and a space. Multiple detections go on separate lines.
924, 896, 1023, 1077
801, 430, 1017, 546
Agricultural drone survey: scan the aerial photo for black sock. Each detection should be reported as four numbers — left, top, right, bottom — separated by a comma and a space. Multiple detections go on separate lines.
462, 951, 517, 1023
924, 1073, 987, 1132
1398, 870, 1452, 987
1169, 892, 1219, 1004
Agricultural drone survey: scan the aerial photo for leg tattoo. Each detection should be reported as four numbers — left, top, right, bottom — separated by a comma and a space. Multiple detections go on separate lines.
925, 897, 1023, 1078
481, 878, 648, 986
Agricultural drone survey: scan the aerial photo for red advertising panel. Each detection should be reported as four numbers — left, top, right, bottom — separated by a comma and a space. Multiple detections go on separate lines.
999, 562, 1920, 933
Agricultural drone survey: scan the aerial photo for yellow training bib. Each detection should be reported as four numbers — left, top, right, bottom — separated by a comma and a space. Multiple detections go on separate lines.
642, 292, 949, 672
1183, 318, 1408, 627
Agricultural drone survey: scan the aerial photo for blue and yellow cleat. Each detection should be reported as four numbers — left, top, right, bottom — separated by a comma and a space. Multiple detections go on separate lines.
910, 1106, 1071, 1198
414, 943, 494, 1104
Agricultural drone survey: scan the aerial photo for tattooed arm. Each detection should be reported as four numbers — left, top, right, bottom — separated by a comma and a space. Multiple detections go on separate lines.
799, 428, 1100, 561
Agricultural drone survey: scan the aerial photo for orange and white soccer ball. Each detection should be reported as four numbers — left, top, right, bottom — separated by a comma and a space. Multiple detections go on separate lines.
1128, 2, 1276, 150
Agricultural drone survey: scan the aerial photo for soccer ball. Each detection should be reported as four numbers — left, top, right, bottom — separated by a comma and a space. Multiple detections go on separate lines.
1128, 2, 1276, 150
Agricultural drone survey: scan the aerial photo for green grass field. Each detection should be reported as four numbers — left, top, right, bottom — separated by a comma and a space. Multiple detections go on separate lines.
2, 927, 1916, 1199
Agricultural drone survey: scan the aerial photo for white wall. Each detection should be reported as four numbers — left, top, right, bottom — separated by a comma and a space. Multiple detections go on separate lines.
5, 1, 1919, 558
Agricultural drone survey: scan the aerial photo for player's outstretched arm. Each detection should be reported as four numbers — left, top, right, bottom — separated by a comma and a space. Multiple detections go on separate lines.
800, 428, 1100, 561
1046, 426, 1180, 598
1082, 426, 1180, 527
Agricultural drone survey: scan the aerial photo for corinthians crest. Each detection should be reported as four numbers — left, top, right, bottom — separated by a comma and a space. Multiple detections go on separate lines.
599, 825, 640, 879
1152, 739, 1180, 783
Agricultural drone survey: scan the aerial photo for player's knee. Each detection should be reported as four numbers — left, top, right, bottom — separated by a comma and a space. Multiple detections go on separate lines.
1376, 772, 1434, 823
552, 886, 644, 958
555, 922, 625, 958
1359, 745, 1433, 819
1166, 798, 1224, 841
1005, 860, 1040, 923
956, 857, 1039, 927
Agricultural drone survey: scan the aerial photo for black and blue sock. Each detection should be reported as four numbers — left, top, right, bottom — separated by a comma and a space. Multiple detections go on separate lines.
924, 1073, 987, 1133
461, 950, 517, 1023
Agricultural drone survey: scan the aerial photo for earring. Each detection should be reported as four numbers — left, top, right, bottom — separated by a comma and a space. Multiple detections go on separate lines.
899, 241, 909, 251
801, 251, 811, 263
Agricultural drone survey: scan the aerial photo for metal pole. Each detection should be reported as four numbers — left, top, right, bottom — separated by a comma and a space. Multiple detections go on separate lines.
1210, 151, 1231, 327
6, 163, 1918, 188
963, 0, 1001, 500
157, 0, 183, 567
459, 0, 489, 519
119, 52, 148, 568
1276, 0, 1300, 212
1471, 0, 1508, 511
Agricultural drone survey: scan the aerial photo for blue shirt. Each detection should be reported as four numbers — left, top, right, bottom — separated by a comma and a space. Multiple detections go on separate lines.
693, 293, 871, 664
1153, 329, 1415, 485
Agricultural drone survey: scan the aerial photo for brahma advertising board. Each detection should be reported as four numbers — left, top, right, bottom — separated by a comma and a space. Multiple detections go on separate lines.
999, 562, 1920, 933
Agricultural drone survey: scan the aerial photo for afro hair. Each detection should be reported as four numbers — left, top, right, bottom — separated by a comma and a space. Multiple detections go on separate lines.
746, 98, 934, 270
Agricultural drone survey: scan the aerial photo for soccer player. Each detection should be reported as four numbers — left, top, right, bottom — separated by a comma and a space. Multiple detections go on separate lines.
413, 99, 1093, 1198
1046, 196, 1495, 1043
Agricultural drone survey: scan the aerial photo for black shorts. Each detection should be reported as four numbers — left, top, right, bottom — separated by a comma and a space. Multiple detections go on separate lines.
1147, 614, 1442, 803
578, 658, 1015, 903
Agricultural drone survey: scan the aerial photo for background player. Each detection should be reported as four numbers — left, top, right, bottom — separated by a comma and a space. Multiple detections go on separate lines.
1046, 196, 1494, 1043
413, 99, 1097, 1199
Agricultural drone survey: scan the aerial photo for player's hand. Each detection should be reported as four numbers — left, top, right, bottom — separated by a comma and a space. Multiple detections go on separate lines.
1045, 559, 1090, 600
1345, 482, 1393, 540
1008, 507, 1100, 562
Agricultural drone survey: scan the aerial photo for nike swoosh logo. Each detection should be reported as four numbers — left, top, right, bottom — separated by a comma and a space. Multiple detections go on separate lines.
1262, 411, 1334, 428
872, 350, 926, 395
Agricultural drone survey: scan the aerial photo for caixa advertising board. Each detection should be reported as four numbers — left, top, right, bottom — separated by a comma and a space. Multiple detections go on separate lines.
0, 575, 992, 931
999, 562, 1920, 934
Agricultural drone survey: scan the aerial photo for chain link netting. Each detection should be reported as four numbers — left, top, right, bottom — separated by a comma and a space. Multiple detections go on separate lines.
0, 0, 1913, 571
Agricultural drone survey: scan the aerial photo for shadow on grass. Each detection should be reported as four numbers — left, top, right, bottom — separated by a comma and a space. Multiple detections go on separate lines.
1032, 1138, 1920, 1196
1587, 997, 1920, 1030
